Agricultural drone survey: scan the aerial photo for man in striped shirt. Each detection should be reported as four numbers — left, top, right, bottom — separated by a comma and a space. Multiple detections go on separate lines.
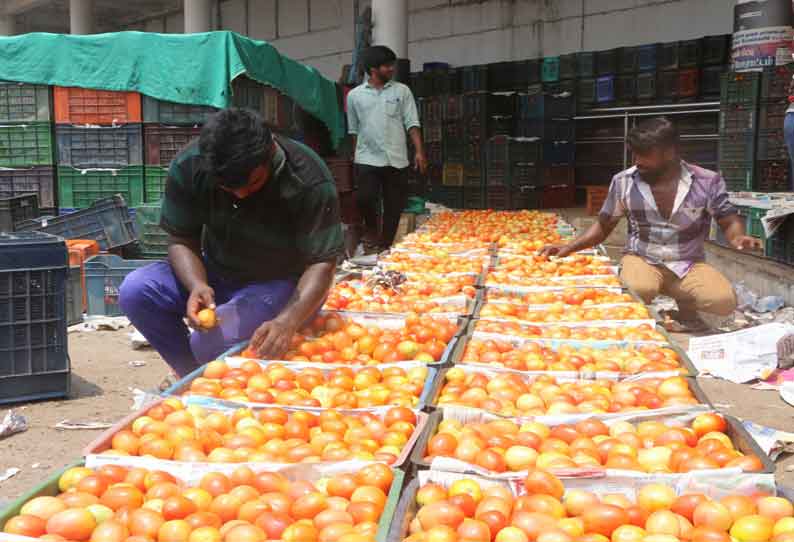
543, 117, 758, 329
119, 108, 343, 376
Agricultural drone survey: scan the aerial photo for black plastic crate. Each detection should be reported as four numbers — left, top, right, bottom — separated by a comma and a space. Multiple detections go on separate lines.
419, 97, 443, 123
678, 113, 719, 135
519, 85, 575, 119
15, 195, 136, 250
142, 96, 217, 124
761, 65, 794, 100
0, 82, 51, 123
425, 141, 442, 165
576, 117, 624, 139
719, 132, 756, 163
410, 72, 431, 97
619, 47, 639, 74
701, 65, 725, 99
721, 72, 761, 104
543, 140, 575, 165
757, 129, 788, 160
541, 165, 574, 187
720, 162, 755, 191
55, 124, 143, 168
0, 194, 39, 233
512, 59, 541, 88
423, 121, 442, 144
636, 71, 658, 101
577, 78, 597, 111
755, 159, 790, 192
0, 167, 55, 209
638, 45, 658, 72
511, 184, 540, 210
485, 185, 510, 210
559, 54, 576, 81
0, 231, 69, 404
510, 163, 539, 186
463, 186, 485, 209
544, 80, 576, 95
678, 68, 700, 100
443, 95, 463, 121
720, 103, 757, 133
427, 185, 463, 208
462, 65, 488, 92
463, 164, 483, 187
540, 184, 576, 208
658, 70, 679, 102
487, 136, 542, 167
514, 119, 574, 141
463, 93, 513, 125
658, 42, 679, 71
576, 164, 621, 186
702, 35, 731, 66
576, 52, 596, 78
616, 75, 637, 105
678, 39, 702, 68
758, 99, 788, 132
596, 48, 619, 76
576, 141, 624, 165
680, 139, 718, 166
488, 62, 515, 92
488, 115, 514, 137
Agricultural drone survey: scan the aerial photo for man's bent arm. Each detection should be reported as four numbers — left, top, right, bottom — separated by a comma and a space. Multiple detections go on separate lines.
275, 259, 336, 329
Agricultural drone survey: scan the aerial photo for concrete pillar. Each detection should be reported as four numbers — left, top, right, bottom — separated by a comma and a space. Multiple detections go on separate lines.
0, 15, 16, 36
184, 0, 212, 33
70, 0, 94, 35
372, 0, 408, 58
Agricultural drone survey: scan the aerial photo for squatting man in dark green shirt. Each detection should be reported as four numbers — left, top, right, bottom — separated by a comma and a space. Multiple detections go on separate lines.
119, 108, 344, 377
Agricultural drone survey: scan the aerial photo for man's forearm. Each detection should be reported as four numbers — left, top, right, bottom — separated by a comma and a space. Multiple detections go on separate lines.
564, 220, 614, 254
274, 260, 336, 329
718, 214, 747, 243
168, 236, 207, 292
408, 127, 425, 155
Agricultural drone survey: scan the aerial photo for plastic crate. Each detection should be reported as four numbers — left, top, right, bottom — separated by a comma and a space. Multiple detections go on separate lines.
596, 76, 615, 104
678, 68, 700, 100
559, 54, 576, 81
541, 165, 574, 187
53, 86, 141, 125
443, 95, 463, 121
577, 78, 597, 111
426, 186, 463, 209
702, 35, 731, 66
755, 159, 790, 192
519, 86, 575, 119
720, 162, 755, 191
463, 164, 483, 187
463, 186, 485, 209
485, 185, 510, 210
142, 95, 218, 124
0, 194, 38, 232
658, 70, 679, 102
636, 71, 658, 101
142, 165, 168, 204
443, 140, 464, 164
758, 99, 788, 132
619, 48, 639, 74
658, 42, 679, 71
487, 115, 513, 137
143, 124, 201, 166
576, 52, 596, 78
522, 59, 542, 86
575, 141, 625, 166
66, 265, 83, 326
442, 163, 464, 186
761, 65, 794, 100
596, 48, 619, 76
515, 119, 574, 141
746, 207, 767, 239
721, 72, 761, 105
423, 122, 442, 143
15, 195, 135, 250
764, 221, 791, 263
575, 165, 620, 186
0, 123, 54, 167
85, 254, 151, 316
757, 129, 788, 161
678, 39, 702, 68
511, 184, 540, 210
719, 132, 755, 163
0, 166, 55, 208
638, 45, 658, 72
720, 103, 757, 133
585, 185, 610, 215
55, 124, 143, 168
230, 75, 265, 113
325, 158, 353, 193
419, 97, 443, 124
616, 75, 637, 105
0, 82, 51, 123
462, 65, 488, 92
0, 231, 69, 404
426, 142, 442, 166
701, 65, 725, 99
541, 57, 560, 83
509, 162, 539, 186
540, 184, 575, 209
134, 204, 169, 259
543, 140, 575, 165
488, 61, 516, 92
66, 239, 99, 311
680, 139, 718, 166
58, 165, 144, 209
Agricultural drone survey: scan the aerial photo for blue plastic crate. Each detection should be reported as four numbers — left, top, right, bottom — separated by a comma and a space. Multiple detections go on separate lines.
55, 124, 143, 168
543, 141, 575, 165
84, 254, 151, 316
638, 45, 658, 71
596, 76, 616, 103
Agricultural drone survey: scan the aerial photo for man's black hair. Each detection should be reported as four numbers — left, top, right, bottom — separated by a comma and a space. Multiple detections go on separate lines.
362, 45, 397, 75
627, 117, 679, 154
199, 108, 273, 187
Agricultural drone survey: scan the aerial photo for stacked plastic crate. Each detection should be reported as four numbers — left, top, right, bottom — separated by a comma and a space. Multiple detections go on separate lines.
718, 72, 760, 192
484, 136, 541, 210
0, 81, 55, 215
757, 65, 794, 193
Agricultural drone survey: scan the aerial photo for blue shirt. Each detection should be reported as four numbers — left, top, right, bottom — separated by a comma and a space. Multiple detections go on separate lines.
346, 79, 420, 169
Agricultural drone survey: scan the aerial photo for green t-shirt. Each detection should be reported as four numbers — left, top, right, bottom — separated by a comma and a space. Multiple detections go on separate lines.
160, 135, 344, 283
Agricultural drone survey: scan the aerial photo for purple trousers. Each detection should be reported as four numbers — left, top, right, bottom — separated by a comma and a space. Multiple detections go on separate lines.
118, 261, 296, 377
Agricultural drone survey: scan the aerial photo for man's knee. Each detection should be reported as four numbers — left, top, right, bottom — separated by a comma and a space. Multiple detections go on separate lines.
700, 287, 737, 316
118, 265, 166, 315
620, 273, 659, 304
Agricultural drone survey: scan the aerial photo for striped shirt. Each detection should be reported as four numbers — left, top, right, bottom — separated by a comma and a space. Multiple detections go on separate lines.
599, 161, 737, 278
160, 135, 344, 283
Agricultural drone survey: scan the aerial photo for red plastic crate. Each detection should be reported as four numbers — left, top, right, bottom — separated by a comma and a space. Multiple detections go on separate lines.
144, 125, 201, 166
54, 87, 142, 125
540, 184, 576, 209
678, 68, 700, 99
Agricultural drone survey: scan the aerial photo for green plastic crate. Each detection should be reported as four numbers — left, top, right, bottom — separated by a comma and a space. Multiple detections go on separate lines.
134, 203, 169, 258
720, 163, 754, 192
747, 207, 767, 239
542, 57, 560, 83
57, 165, 144, 209
0, 122, 54, 166
0, 82, 51, 122
144, 165, 168, 203
721, 72, 760, 105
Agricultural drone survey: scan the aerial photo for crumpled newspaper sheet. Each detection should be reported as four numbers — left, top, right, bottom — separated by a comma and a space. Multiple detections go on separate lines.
687, 323, 794, 383
743, 419, 794, 461
0, 411, 27, 440
69, 315, 130, 332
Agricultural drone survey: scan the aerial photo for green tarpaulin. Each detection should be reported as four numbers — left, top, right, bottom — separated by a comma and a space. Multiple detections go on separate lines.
0, 31, 345, 147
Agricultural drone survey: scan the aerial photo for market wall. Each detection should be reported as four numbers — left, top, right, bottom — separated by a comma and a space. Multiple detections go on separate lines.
127, 0, 738, 80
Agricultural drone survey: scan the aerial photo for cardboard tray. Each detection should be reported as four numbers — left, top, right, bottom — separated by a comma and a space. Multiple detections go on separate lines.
82, 397, 429, 470
164, 359, 440, 412
0, 460, 405, 542
409, 409, 775, 475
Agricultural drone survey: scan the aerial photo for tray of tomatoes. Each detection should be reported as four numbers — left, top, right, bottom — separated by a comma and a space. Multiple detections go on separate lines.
0, 460, 404, 542
82, 397, 428, 470
164, 359, 439, 411
469, 319, 670, 344
386, 468, 786, 542
427, 365, 709, 420
477, 301, 654, 325
484, 274, 623, 290
409, 408, 772, 477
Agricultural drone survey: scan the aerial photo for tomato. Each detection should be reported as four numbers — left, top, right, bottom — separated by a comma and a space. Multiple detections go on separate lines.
46, 509, 97, 541
3, 515, 47, 538
582, 504, 629, 537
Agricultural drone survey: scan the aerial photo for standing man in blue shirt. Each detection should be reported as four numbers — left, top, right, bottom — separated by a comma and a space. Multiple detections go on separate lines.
347, 46, 428, 251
